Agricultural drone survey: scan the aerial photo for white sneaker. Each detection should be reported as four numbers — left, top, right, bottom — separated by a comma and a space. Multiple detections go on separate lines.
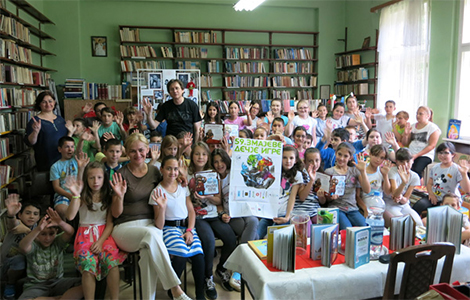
173, 292, 192, 300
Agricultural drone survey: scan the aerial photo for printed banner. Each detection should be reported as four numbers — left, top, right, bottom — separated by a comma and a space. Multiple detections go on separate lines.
229, 138, 283, 218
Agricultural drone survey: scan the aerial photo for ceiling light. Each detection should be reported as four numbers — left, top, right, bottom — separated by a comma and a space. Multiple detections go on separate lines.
234, 0, 266, 11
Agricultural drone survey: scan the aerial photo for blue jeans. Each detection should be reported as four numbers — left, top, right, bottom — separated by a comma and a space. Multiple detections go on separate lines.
257, 217, 290, 239
338, 210, 366, 230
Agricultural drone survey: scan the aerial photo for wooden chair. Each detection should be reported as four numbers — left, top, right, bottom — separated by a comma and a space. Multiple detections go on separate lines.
383, 242, 456, 300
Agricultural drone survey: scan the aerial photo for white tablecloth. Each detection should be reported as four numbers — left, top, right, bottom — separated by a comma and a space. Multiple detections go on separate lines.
224, 244, 470, 300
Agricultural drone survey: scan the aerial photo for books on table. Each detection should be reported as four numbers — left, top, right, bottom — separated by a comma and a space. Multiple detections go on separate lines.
267, 224, 290, 264
345, 226, 371, 269
389, 214, 416, 251
272, 225, 296, 272
248, 239, 267, 260
194, 171, 219, 196
426, 206, 463, 254
314, 173, 346, 196
316, 208, 339, 224
310, 223, 339, 268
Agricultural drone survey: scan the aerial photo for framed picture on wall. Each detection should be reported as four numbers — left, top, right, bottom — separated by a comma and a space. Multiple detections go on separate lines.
148, 73, 162, 89
91, 36, 107, 57
178, 73, 190, 89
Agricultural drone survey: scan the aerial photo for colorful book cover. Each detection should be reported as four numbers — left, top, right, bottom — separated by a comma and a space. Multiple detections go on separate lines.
346, 226, 371, 269
225, 124, 239, 138
322, 224, 339, 268
248, 239, 267, 260
447, 119, 461, 139
316, 208, 339, 224
314, 173, 346, 196
194, 171, 219, 196
204, 124, 224, 144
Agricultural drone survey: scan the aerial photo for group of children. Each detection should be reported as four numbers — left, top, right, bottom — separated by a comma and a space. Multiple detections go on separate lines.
2, 95, 470, 300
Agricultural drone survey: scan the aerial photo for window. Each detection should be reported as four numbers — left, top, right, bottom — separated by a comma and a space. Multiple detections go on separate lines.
377, 0, 430, 123
455, 0, 470, 138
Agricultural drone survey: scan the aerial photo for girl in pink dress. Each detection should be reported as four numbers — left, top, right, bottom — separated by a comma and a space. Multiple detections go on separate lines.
224, 101, 252, 131
65, 161, 127, 300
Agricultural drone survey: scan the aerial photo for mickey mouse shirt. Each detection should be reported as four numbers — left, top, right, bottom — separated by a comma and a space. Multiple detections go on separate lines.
430, 163, 462, 203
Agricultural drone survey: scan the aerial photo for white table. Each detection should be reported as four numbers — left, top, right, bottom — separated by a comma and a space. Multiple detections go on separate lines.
224, 244, 470, 300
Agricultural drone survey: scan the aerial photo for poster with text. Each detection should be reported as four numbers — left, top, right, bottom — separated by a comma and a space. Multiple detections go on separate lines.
229, 138, 283, 218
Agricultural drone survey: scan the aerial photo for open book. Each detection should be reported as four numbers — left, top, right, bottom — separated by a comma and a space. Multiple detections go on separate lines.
310, 223, 339, 268
267, 224, 291, 264
426, 206, 463, 254
314, 173, 346, 196
194, 171, 219, 196
272, 225, 296, 272
389, 214, 416, 251
345, 226, 371, 269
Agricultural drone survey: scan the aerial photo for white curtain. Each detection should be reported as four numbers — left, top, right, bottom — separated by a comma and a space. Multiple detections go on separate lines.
377, 0, 431, 123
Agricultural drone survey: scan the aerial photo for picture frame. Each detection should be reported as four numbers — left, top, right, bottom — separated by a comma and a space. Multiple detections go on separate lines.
362, 37, 371, 49
320, 85, 331, 100
178, 73, 190, 89
148, 73, 162, 89
91, 36, 107, 57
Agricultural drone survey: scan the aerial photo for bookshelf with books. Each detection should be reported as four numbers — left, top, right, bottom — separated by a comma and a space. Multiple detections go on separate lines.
334, 30, 378, 108
118, 26, 318, 103
0, 0, 54, 197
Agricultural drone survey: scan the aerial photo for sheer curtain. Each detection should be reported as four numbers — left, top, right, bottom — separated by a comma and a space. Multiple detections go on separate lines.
377, 0, 431, 123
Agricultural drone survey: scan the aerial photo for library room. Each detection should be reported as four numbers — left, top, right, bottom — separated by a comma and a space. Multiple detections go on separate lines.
1, 0, 470, 299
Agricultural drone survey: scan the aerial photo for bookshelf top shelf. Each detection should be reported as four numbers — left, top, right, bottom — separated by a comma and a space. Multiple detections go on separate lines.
0, 7, 55, 39
335, 62, 377, 70
120, 41, 318, 48
118, 25, 319, 35
335, 47, 377, 55
9, 0, 55, 24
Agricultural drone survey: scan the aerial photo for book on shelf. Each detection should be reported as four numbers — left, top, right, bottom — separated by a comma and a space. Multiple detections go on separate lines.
225, 47, 268, 60
120, 60, 166, 72
203, 124, 224, 144
0, 164, 12, 186
120, 45, 157, 58
176, 61, 200, 70
389, 214, 416, 251
310, 223, 339, 268
316, 208, 339, 224
223, 90, 268, 101
194, 171, 219, 196
273, 48, 312, 60
224, 75, 270, 88
345, 226, 371, 269
174, 31, 217, 43
0, 187, 9, 241
314, 173, 346, 196
207, 60, 221, 73
335, 83, 370, 96
271, 76, 316, 88
447, 119, 461, 139
161, 47, 174, 58
120, 28, 140, 42
224, 61, 267, 74
267, 224, 291, 263
337, 69, 368, 82
273, 62, 314, 74
336, 54, 361, 68
176, 47, 208, 59
248, 239, 267, 260
272, 225, 296, 272
426, 206, 463, 254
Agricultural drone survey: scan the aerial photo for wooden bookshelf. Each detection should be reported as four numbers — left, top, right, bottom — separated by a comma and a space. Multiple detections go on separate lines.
118, 25, 319, 102
334, 29, 378, 108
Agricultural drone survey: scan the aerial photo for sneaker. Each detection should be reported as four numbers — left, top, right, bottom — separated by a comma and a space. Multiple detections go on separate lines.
204, 276, 218, 299
3, 284, 15, 300
215, 269, 234, 292
173, 292, 192, 300
229, 272, 241, 292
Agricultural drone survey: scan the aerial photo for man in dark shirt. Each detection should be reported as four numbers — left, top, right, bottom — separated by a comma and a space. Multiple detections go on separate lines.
144, 79, 201, 141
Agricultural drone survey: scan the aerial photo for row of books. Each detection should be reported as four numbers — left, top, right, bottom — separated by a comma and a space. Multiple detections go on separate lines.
273, 62, 314, 74
119, 28, 140, 42
63, 78, 86, 99
0, 147, 34, 186
223, 90, 269, 101
0, 88, 38, 107
337, 68, 369, 82
0, 65, 49, 86
84, 83, 126, 100
273, 48, 312, 60
335, 54, 361, 68
176, 61, 200, 70
201, 75, 213, 87
0, 15, 31, 43
0, 133, 27, 159
174, 31, 217, 44
272, 76, 317, 88
207, 60, 221, 73
225, 47, 268, 59
224, 62, 267, 74
0, 38, 33, 64
121, 60, 167, 72
119, 45, 157, 58
169, 47, 209, 59
0, 110, 35, 131
0, 187, 9, 241
334, 83, 369, 96
224, 76, 270, 88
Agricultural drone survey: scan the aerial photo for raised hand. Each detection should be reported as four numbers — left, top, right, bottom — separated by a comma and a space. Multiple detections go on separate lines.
380, 160, 392, 176
353, 111, 364, 124
256, 118, 265, 128
353, 152, 367, 172
311, 110, 319, 118
150, 144, 160, 161
64, 175, 83, 197
266, 111, 274, 124
325, 119, 333, 134
307, 163, 316, 180
75, 152, 90, 169
365, 107, 373, 119
110, 173, 127, 198
89, 121, 101, 135
31, 117, 41, 133
37, 215, 51, 231
287, 110, 295, 122
46, 208, 63, 227
220, 136, 230, 153
102, 132, 115, 142
397, 165, 410, 183
404, 122, 412, 136
457, 157, 470, 174
65, 120, 75, 135
142, 98, 153, 115
244, 101, 252, 114
5, 193, 21, 217
183, 132, 193, 149
82, 102, 93, 114
115, 111, 124, 126
151, 188, 167, 208
384, 131, 397, 146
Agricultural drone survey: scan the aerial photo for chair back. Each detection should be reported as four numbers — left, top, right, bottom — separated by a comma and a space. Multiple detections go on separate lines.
383, 242, 455, 300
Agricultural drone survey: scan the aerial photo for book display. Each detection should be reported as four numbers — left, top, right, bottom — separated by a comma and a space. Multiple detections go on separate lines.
0, 0, 54, 199
345, 226, 371, 269
118, 26, 318, 103
334, 30, 378, 108
389, 214, 416, 251
426, 206, 463, 254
